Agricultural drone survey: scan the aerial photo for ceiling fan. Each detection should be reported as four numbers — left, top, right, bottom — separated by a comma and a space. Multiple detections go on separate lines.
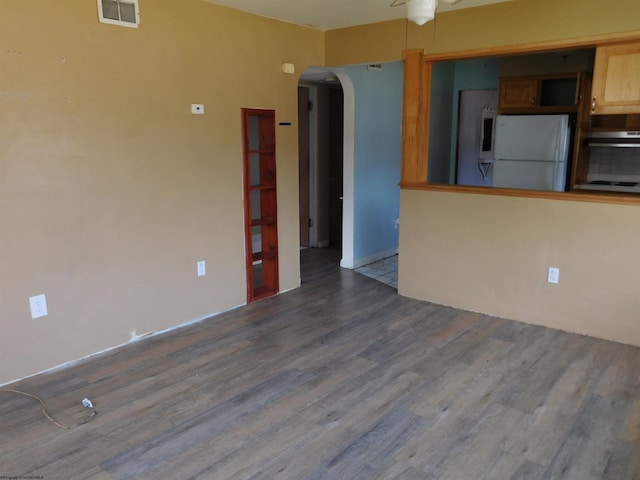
391, 0, 462, 26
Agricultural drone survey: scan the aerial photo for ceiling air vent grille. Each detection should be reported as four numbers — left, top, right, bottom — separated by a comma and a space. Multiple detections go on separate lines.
98, 0, 140, 28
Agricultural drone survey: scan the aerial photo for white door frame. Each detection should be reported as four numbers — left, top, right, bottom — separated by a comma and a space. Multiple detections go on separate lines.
333, 70, 355, 269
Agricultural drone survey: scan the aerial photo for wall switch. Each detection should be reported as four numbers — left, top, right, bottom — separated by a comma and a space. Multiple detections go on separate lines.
197, 260, 206, 277
548, 267, 560, 284
191, 104, 205, 114
29, 294, 48, 319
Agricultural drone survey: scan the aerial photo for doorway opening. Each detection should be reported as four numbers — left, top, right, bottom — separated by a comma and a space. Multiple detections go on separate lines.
298, 63, 404, 285
298, 68, 349, 279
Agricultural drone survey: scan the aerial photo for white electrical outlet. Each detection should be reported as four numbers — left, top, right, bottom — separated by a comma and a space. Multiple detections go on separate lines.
548, 267, 560, 284
191, 104, 205, 114
197, 260, 206, 277
29, 294, 48, 319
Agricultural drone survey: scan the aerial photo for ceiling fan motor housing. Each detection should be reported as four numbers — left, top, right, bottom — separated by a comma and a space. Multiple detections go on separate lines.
407, 0, 437, 25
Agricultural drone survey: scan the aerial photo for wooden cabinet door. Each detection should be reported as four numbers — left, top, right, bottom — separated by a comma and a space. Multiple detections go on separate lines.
498, 77, 538, 112
591, 41, 640, 115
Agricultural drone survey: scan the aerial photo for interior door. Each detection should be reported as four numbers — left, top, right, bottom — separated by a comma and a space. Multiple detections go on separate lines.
298, 87, 310, 247
242, 109, 279, 302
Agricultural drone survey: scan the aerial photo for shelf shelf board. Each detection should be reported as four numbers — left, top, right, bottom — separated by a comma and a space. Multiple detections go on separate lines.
251, 218, 276, 227
252, 251, 277, 262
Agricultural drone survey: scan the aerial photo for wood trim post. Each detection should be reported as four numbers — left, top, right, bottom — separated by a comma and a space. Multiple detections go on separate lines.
401, 49, 429, 186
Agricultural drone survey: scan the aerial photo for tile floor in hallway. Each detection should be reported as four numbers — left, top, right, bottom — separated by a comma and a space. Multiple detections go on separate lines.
354, 254, 398, 288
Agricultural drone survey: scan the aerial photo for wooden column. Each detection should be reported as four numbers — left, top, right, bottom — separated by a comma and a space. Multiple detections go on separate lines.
401, 49, 430, 186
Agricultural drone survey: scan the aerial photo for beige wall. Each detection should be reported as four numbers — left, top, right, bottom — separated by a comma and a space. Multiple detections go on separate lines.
0, 0, 323, 384
400, 190, 640, 346
326, 0, 640, 66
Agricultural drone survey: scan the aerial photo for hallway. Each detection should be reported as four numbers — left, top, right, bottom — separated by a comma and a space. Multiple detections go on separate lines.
301, 247, 398, 289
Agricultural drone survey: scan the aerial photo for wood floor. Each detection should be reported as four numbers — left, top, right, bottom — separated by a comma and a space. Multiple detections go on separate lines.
2, 248, 639, 479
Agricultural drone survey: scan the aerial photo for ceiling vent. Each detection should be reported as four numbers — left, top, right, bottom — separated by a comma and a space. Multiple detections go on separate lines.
98, 0, 140, 28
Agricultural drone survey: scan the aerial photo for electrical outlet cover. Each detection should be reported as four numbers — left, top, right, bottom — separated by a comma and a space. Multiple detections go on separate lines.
548, 267, 560, 284
197, 260, 206, 277
29, 294, 48, 319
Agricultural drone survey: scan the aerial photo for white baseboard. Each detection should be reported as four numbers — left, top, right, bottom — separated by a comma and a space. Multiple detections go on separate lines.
0, 303, 245, 388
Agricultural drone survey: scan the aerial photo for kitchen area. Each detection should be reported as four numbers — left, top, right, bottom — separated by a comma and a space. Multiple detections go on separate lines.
447, 40, 640, 197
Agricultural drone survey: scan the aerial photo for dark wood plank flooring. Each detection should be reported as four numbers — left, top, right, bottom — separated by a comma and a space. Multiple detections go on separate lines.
1, 248, 639, 479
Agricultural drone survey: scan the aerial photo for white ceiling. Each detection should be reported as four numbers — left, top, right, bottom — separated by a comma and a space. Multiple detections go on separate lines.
203, 0, 514, 31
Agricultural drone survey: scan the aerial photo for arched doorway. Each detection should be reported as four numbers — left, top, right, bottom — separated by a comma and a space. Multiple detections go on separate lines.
298, 68, 356, 274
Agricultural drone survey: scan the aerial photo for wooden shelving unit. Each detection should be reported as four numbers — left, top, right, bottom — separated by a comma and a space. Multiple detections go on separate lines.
242, 109, 279, 302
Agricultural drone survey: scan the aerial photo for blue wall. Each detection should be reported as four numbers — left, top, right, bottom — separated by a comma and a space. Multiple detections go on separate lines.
429, 59, 498, 185
429, 62, 456, 184
341, 59, 494, 263
344, 62, 403, 264
452, 58, 500, 96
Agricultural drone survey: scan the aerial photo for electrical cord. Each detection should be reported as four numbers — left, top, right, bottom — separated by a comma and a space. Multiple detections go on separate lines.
0, 388, 97, 430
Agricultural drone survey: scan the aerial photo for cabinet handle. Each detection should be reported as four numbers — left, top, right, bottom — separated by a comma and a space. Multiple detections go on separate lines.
592, 97, 597, 112
531, 96, 536, 106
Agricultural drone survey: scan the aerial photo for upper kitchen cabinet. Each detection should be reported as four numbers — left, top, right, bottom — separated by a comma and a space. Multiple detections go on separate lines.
591, 41, 640, 115
498, 73, 589, 115
498, 77, 538, 111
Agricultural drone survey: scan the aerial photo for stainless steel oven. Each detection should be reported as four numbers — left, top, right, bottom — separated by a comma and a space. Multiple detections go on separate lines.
575, 131, 640, 193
